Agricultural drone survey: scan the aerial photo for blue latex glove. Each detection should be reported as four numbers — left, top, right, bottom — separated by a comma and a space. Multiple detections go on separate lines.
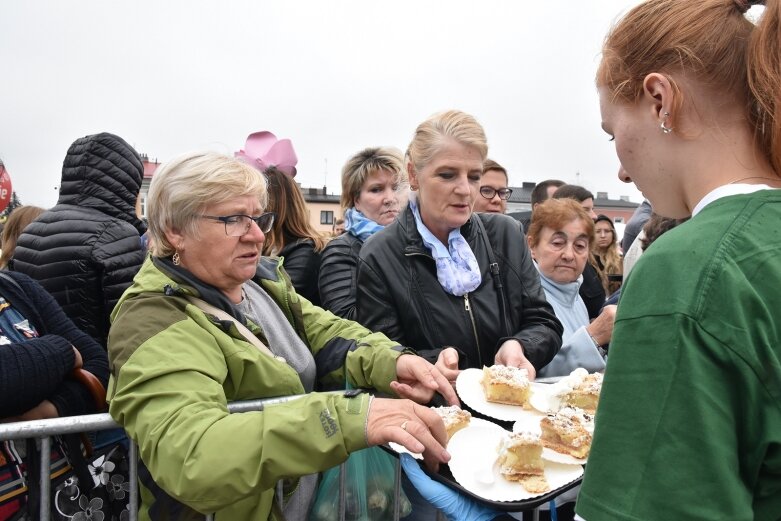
400, 453, 501, 521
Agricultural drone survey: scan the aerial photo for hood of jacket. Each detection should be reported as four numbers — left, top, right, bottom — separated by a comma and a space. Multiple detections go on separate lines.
57, 132, 146, 234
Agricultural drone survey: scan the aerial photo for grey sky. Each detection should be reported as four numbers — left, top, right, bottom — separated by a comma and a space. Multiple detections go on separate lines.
1, 0, 644, 209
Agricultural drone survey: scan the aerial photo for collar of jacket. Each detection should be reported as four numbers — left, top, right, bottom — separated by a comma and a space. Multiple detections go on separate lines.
151, 255, 282, 326
400, 203, 477, 257
535, 262, 583, 307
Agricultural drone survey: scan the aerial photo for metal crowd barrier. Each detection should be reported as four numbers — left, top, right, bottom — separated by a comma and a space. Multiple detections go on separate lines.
0, 395, 409, 521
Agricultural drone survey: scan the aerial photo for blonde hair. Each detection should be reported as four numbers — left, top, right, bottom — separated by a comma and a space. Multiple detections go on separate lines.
340, 147, 406, 210
147, 152, 268, 257
261, 167, 327, 255
598, 0, 781, 173
405, 110, 489, 174
0, 205, 46, 269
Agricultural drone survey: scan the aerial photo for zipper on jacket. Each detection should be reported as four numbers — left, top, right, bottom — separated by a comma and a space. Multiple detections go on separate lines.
464, 293, 483, 367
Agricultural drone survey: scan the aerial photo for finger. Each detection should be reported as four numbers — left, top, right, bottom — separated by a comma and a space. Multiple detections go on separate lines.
390, 381, 429, 403
443, 348, 459, 369
403, 419, 450, 470
429, 368, 460, 406
408, 363, 440, 392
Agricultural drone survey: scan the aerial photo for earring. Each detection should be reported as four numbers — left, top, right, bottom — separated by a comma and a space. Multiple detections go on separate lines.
172, 251, 181, 266
660, 111, 673, 134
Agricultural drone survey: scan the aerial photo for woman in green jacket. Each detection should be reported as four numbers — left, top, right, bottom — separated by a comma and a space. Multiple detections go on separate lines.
107, 151, 458, 521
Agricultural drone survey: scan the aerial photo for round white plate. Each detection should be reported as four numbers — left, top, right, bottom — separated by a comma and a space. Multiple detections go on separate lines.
512, 416, 588, 465
456, 368, 549, 422
447, 425, 583, 502
388, 417, 501, 459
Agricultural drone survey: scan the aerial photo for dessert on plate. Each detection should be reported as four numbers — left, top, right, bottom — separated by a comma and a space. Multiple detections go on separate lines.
496, 431, 550, 493
431, 405, 472, 440
481, 364, 531, 407
540, 406, 594, 459
555, 368, 603, 413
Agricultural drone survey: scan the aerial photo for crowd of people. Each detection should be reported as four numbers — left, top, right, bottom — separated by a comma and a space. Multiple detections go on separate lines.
1, 0, 779, 520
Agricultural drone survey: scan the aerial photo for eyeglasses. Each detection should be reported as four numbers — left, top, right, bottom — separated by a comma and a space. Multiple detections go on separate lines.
479, 186, 513, 200
201, 213, 276, 237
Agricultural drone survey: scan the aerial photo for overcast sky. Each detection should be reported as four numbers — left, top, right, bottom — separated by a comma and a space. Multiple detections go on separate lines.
1, 0, 645, 209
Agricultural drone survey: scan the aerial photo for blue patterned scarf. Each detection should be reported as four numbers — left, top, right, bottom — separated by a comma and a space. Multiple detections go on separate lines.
344, 207, 385, 242
409, 193, 482, 296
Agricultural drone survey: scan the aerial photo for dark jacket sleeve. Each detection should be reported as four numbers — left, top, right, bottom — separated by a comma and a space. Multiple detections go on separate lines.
0, 339, 75, 417
94, 220, 146, 338
318, 236, 360, 320
280, 239, 322, 306
494, 219, 562, 370
579, 263, 606, 320
356, 253, 407, 346
17, 275, 108, 417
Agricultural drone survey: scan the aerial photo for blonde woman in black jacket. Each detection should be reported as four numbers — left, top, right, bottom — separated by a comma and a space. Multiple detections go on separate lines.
357, 110, 562, 382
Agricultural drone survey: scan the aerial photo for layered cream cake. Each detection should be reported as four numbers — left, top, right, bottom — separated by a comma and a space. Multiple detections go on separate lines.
556, 369, 603, 413
431, 405, 471, 440
481, 364, 531, 406
540, 406, 594, 459
496, 431, 550, 493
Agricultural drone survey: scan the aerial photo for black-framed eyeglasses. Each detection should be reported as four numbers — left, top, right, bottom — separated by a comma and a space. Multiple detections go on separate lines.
479, 186, 513, 200
200, 212, 276, 237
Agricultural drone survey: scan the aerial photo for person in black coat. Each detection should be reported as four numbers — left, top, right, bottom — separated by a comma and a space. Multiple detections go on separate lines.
357, 111, 562, 380
0, 271, 108, 420
319, 146, 406, 320
12, 132, 146, 349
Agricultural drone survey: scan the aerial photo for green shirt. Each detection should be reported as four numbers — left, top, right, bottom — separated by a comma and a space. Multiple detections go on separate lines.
577, 191, 781, 520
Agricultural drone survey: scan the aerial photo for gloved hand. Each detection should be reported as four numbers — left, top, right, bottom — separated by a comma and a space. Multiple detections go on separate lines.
400, 453, 501, 521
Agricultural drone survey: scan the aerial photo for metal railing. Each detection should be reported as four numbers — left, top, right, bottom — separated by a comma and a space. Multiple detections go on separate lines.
0, 396, 410, 521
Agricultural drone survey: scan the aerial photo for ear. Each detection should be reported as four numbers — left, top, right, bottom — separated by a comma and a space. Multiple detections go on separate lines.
164, 228, 186, 252
642, 73, 675, 122
407, 162, 419, 191
527, 235, 537, 259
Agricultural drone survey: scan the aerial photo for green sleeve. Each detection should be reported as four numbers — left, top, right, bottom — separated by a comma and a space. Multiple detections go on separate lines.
108, 320, 370, 515
297, 294, 406, 393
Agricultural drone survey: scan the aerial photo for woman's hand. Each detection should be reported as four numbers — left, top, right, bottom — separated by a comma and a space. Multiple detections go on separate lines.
393, 354, 460, 406
366, 397, 450, 471
434, 347, 461, 386
495, 339, 536, 380
587, 304, 617, 346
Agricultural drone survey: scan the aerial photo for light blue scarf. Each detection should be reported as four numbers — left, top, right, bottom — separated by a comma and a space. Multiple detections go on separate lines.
344, 207, 385, 242
409, 193, 482, 296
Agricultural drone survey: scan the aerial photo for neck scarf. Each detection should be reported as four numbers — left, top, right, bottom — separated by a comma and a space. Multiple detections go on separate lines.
409, 193, 482, 296
344, 207, 385, 242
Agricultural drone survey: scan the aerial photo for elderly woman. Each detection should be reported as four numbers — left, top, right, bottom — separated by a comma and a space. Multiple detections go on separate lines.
107, 152, 458, 521
318, 146, 405, 320
356, 110, 562, 382
526, 198, 615, 377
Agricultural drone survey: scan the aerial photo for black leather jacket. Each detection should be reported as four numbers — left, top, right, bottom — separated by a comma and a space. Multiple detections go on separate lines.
318, 232, 363, 320
357, 207, 562, 370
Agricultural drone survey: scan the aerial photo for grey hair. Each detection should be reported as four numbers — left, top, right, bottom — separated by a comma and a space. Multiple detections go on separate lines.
146, 151, 268, 257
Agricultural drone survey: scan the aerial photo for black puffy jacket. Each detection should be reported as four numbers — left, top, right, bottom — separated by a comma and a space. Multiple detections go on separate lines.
13, 133, 146, 348
357, 207, 562, 370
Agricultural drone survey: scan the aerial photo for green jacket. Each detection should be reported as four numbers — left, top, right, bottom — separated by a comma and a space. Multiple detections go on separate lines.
107, 256, 407, 520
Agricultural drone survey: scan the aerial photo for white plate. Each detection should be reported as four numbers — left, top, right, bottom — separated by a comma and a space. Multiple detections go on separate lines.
448, 425, 583, 502
512, 416, 588, 465
388, 417, 501, 459
527, 384, 562, 414
456, 368, 549, 422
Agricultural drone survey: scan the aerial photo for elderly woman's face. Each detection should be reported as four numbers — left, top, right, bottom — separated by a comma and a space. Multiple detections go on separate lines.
410, 139, 483, 244
354, 169, 400, 226
168, 194, 265, 303
529, 218, 591, 284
